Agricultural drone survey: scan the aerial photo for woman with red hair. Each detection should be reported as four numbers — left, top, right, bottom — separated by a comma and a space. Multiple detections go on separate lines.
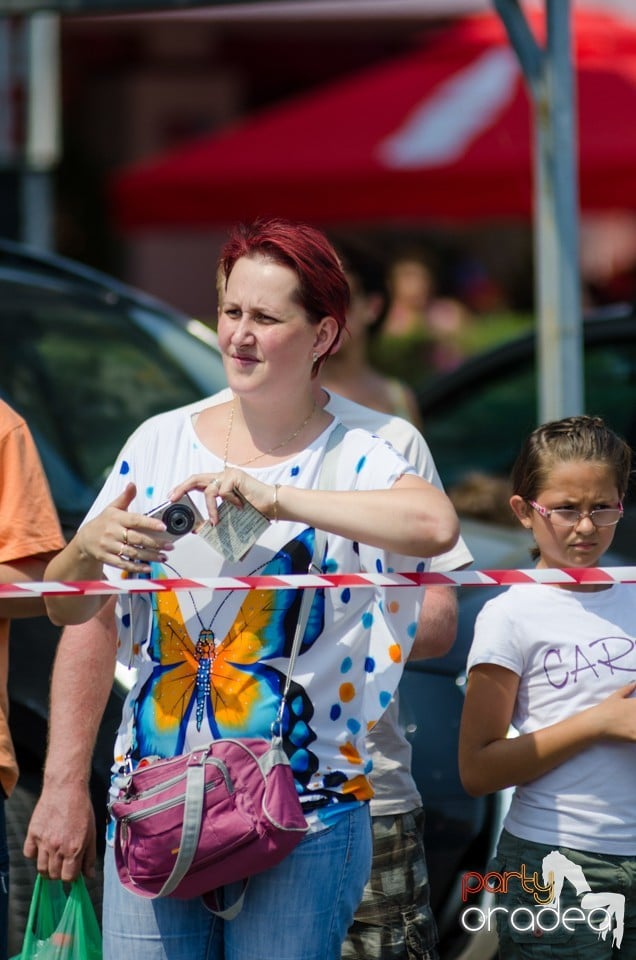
37, 218, 458, 960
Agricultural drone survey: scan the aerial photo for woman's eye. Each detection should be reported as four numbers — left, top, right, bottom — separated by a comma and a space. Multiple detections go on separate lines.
224, 308, 241, 318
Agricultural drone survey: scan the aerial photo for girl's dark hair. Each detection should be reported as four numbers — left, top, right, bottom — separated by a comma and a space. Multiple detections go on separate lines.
511, 415, 632, 502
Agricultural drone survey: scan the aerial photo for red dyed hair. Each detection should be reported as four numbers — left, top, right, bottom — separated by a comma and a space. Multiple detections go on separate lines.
218, 218, 349, 372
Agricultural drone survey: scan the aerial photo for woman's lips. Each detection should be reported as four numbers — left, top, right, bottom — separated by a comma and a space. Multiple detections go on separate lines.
231, 353, 259, 367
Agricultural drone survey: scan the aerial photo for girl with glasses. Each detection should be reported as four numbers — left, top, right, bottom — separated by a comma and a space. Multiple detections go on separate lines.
459, 414, 636, 958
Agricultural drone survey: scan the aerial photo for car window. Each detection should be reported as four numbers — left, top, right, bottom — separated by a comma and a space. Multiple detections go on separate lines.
585, 339, 636, 447
423, 334, 636, 486
421, 358, 537, 489
0, 278, 226, 521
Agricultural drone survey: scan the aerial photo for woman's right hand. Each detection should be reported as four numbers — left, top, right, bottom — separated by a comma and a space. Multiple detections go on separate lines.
44, 484, 175, 624
72, 482, 173, 573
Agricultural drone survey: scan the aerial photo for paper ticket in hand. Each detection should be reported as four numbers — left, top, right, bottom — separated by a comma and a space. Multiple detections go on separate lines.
196, 491, 270, 562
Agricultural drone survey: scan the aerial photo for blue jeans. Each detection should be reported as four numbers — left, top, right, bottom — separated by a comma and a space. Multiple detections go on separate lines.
103, 803, 372, 960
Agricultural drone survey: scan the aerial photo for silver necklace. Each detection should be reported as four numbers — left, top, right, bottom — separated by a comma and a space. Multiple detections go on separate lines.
223, 400, 318, 468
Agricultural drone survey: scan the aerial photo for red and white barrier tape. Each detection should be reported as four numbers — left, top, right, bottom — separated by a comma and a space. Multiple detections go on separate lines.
2, 567, 636, 598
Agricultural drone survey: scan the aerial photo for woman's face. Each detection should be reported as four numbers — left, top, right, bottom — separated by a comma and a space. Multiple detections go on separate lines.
218, 255, 335, 396
510, 459, 621, 570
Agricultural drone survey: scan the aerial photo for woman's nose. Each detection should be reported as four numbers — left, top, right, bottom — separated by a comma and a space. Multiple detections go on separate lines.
231, 315, 255, 342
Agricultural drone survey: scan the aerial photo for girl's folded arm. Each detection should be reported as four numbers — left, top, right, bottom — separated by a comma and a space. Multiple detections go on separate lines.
457, 663, 624, 797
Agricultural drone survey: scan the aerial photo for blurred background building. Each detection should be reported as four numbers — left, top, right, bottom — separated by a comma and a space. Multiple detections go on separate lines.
2, 0, 636, 387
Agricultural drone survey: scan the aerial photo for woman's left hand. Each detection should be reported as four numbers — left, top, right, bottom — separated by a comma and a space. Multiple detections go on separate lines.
169, 469, 276, 524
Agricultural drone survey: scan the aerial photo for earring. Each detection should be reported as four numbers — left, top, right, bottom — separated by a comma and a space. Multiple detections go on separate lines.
313, 352, 319, 363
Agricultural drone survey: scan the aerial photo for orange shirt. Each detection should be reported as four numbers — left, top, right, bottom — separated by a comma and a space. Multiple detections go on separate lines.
0, 401, 65, 796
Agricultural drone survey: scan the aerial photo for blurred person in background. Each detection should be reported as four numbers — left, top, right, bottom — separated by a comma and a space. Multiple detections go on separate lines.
321, 244, 473, 959
377, 248, 473, 382
448, 471, 518, 528
321, 243, 423, 430
0, 399, 65, 960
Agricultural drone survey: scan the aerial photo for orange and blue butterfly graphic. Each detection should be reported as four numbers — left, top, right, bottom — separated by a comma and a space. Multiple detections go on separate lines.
132, 529, 324, 785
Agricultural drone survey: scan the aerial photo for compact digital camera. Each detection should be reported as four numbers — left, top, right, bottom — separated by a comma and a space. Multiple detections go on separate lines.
145, 493, 204, 543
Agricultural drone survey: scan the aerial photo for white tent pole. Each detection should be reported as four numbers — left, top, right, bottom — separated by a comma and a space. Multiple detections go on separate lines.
494, 0, 584, 423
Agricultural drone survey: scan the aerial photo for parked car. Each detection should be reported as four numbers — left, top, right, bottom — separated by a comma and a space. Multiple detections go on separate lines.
1, 238, 537, 960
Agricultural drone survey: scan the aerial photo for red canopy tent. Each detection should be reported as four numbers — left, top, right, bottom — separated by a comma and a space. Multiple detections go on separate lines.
112, 8, 636, 230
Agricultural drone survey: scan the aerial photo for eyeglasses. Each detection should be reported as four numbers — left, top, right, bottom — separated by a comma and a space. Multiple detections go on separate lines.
528, 500, 624, 528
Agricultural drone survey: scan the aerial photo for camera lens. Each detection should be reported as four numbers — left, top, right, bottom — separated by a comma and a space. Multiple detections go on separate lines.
162, 503, 195, 536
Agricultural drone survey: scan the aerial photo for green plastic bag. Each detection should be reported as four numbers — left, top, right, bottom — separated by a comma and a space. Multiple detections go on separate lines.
12, 875, 102, 960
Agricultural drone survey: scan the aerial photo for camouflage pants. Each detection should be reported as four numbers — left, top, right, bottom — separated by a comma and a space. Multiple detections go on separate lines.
341, 808, 440, 960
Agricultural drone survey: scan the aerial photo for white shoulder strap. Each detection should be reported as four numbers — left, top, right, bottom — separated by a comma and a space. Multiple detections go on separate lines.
276, 421, 347, 718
